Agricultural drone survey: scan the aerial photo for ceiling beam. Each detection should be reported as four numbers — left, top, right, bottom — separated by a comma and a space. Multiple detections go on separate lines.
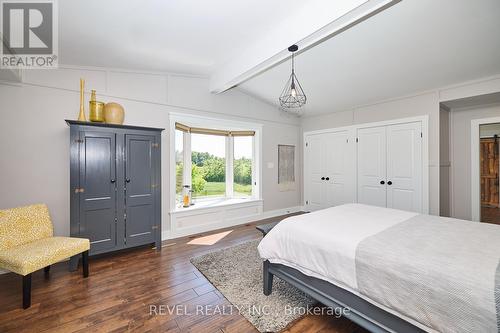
209, 0, 401, 94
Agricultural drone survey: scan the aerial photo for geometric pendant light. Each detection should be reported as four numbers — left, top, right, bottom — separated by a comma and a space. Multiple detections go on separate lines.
279, 44, 307, 109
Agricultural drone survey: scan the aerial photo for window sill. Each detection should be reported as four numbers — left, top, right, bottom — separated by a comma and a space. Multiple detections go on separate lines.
171, 197, 263, 215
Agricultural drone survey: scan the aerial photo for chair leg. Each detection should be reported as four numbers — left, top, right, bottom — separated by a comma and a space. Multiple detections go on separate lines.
23, 274, 32, 309
44, 265, 50, 278
82, 250, 89, 278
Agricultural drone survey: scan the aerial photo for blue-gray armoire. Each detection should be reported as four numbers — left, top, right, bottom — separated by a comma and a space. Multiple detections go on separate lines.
66, 120, 163, 269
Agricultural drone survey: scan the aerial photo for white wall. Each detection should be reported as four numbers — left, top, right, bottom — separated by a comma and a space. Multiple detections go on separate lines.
0, 66, 302, 238
301, 92, 441, 215
449, 103, 500, 220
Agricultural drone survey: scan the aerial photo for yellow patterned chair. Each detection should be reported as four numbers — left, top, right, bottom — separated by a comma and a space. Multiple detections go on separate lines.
0, 204, 90, 309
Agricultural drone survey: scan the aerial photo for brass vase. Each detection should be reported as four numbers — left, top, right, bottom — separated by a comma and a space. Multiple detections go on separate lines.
77, 79, 87, 121
89, 90, 105, 122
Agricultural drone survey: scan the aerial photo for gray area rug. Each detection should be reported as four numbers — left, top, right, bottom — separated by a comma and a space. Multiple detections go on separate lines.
190, 240, 314, 332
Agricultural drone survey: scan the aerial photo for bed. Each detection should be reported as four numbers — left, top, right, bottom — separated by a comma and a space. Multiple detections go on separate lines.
257, 204, 500, 333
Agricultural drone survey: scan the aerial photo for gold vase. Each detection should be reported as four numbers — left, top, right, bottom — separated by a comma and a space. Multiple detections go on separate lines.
104, 102, 125, 125
77, 78, 86, 121
89, 101, 105, 122
88, 90, 105, 122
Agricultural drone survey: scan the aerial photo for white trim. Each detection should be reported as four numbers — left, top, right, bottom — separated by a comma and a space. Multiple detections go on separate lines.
303, 115, 429, 214
163, 204, 302, 240
226, 136, 234, 197
470, 116, 500, 221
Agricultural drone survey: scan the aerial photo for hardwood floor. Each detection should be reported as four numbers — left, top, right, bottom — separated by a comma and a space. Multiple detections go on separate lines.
0, 215, 366, 333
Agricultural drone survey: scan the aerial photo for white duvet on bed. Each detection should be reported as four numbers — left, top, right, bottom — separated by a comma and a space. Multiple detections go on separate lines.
258, 203, 500, 333
257, 203, 417, 290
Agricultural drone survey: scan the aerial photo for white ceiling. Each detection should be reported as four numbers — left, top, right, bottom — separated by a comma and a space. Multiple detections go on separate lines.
58, 0, 500, 116
239, 0, 500, 116
59, 0, 315, 75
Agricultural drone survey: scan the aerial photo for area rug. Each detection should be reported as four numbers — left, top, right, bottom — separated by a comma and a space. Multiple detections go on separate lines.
190, 240, 315, 332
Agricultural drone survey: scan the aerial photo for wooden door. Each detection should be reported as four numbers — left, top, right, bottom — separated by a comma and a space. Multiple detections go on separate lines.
324, 131, 354, 207
305, 134, 326, 211
78, 131, 117, 254
386, 122, 422, 213
357, 126, 387, 207
480, 138, 499, 207
124, 134, 157, 247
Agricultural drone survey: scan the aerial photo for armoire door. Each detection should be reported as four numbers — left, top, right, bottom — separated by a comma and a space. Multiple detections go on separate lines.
324, 131, 353, 207
357, 126, 387, 207
305, 134, 326, 211
124, 134, 156, 247
78, 131, 117, 253
386, 122, 422, 212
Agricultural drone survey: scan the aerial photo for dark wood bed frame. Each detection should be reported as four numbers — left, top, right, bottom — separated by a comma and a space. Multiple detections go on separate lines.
257, 222, 425, 333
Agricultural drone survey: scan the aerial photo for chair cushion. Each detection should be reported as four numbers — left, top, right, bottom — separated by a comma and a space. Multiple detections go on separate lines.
0, 237, 90, 276
0, 204, 53, 251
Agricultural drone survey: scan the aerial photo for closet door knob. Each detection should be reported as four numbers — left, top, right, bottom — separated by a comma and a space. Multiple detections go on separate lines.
126, 178, 131, 183
387, 181, 393, 185
321, 177, 325, 180
380, 180, 385, 185
325, 177, 330, 181
110, 179, 116, 183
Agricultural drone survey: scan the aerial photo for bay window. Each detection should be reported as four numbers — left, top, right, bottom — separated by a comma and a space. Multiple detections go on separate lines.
190, 133, 226, 198
173, 118, 259, 208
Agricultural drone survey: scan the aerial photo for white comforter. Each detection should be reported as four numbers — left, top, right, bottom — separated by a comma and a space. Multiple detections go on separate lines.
258, 203, 500, 332
258, 203, 417, 290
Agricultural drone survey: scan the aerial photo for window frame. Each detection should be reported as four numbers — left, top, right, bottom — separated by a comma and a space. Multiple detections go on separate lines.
170, 113, 262, 210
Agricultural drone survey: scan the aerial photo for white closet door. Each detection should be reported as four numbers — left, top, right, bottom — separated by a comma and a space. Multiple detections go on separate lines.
305, 134, 325, 211
325, 131, 353, 207
357, 126, 387, 207
386, 122, 422, 212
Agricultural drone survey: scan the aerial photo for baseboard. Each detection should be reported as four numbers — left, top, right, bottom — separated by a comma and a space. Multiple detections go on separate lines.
162, 205, 303, 240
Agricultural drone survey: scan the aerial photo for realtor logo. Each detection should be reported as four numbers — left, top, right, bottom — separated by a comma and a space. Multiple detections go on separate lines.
0, 0, 58, 68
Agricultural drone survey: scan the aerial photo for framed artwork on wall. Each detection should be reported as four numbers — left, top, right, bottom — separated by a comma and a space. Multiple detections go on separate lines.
278, 144, 296, 191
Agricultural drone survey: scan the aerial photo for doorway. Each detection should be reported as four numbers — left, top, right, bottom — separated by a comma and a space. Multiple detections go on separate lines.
479, 124, 500, 224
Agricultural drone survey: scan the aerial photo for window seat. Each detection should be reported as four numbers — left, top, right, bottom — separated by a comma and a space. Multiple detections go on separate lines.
172, 197, 262, 213
168, 198, 263, 239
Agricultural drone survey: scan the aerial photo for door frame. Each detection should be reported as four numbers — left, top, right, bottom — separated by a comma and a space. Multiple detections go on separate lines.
471, 116, 500, 221
303, 115, 429, 214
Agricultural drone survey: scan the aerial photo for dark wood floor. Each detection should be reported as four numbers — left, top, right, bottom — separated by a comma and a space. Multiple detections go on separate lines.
0, 215, 367, 333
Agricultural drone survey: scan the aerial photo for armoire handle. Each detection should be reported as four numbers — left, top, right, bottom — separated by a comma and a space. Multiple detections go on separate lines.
126, 178, 131, 183
321, 177, 325, 180
387, 181, 393, 185
325, 177, 330, 181
380, 180, 385, 185
110, 179, 116, 183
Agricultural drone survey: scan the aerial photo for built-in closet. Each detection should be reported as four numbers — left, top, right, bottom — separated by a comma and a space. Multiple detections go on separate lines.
304, 117, 426, 214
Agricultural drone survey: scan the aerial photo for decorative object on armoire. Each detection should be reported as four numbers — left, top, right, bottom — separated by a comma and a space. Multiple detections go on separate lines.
279, 44, 306, 110
77, 78, 87, 121
104, 102, 125, 124
0, 204, 89, 309
65, 120, 163, 270
88, 90, 105, 122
